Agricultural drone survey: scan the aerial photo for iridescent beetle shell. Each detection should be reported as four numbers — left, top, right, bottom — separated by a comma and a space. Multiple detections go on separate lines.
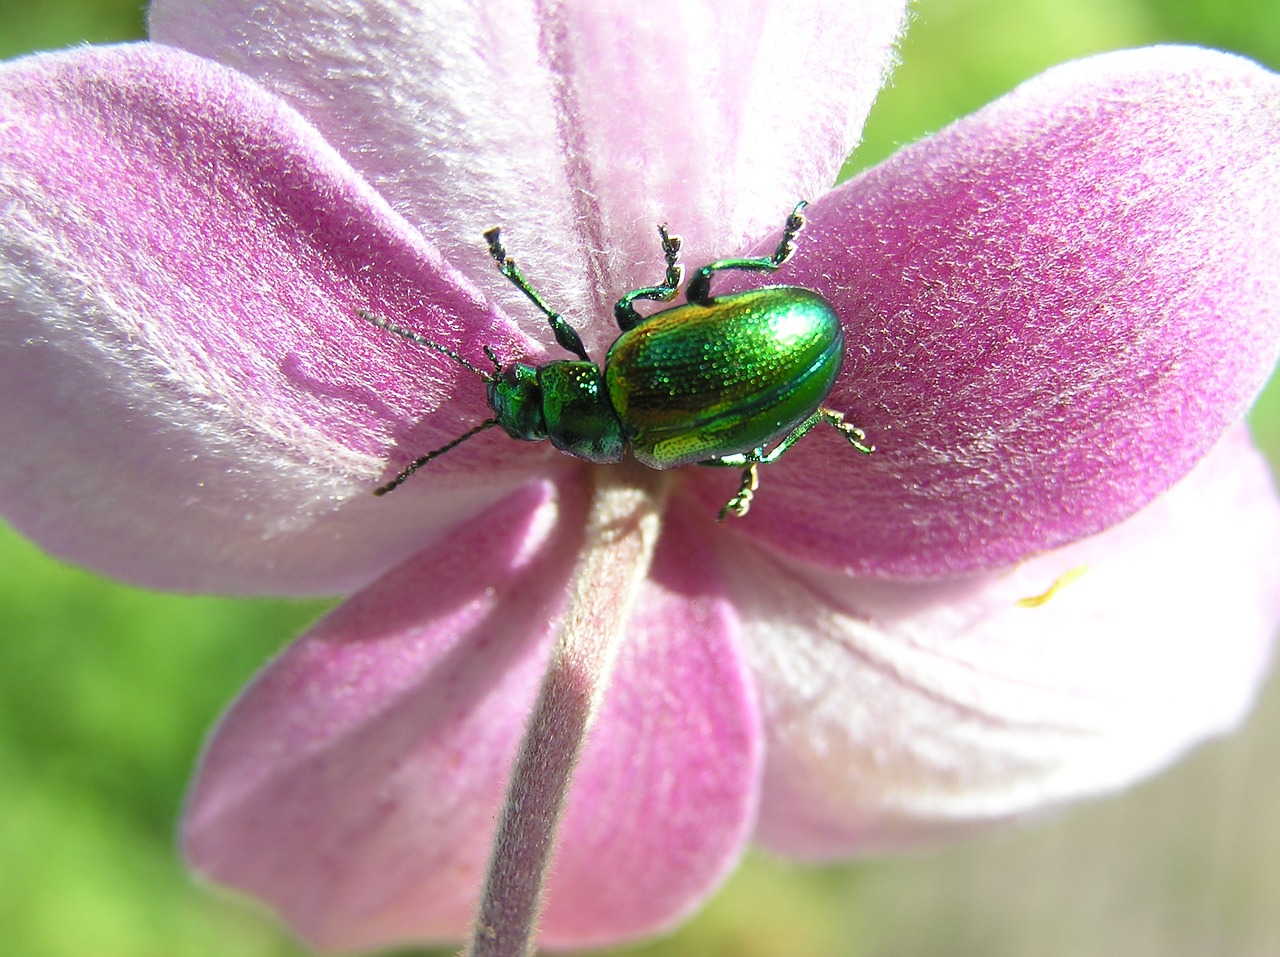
360, 202, 871, 519
605, 287, 843, 469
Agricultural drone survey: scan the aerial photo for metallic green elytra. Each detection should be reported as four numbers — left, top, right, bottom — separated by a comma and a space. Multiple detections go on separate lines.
359, 202, 872, 519
605, 287, 844, 470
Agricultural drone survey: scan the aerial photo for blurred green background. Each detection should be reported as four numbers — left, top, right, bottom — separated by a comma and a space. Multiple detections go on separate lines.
2, 1, 1279, 955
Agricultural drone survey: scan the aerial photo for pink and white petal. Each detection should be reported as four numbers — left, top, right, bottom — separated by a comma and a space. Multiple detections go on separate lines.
720, 426, 1280, 857
543, 496, 760, 948
151, 0, 907, 346
183, 483, 576, 951
0, 43, 545, 595
185, 487, 761, 952
705, 46, 1280, 578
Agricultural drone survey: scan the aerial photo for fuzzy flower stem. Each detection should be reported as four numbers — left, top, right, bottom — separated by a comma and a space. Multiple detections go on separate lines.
466, 466, 668, 957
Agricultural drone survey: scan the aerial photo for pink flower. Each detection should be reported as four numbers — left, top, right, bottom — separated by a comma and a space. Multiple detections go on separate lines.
3, 0, 1280, 954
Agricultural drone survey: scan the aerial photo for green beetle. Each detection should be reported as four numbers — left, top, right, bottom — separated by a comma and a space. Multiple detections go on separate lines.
360, 202, 872, 519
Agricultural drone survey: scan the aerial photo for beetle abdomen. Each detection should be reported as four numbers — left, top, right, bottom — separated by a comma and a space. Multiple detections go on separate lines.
604, 286, 844, 469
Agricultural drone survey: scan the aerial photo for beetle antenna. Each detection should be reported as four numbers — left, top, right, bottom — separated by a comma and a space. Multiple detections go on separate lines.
482, 344, 504, 374
373, 419, 500, 495
358, 309, 497, 382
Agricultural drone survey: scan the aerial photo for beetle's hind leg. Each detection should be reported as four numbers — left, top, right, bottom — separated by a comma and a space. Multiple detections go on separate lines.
705, 407, 873, 520
614, 225, 685, 331
483, 226, 591, 362
824, 409, 875, 455
686, 201, 809, 305
757, 408, 875, 465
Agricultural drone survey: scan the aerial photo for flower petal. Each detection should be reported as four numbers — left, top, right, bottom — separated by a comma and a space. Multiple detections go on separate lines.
151, 0, 908, 339
184, 487, 760, 952
184, 482, 576, 950
711, 46, 1280, 578
721, 426, 1280, 856
0, 43, 543, 594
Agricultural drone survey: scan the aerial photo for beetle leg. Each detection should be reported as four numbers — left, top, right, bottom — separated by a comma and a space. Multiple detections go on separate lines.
758, 408, 875, 464
718, 463, 760, 521
697, 451, 760, 520
702, 409, 871, 519
483, 226, 591, 362
823, 409, 876, 455
686, 201, 809, 305
614, 224, 685, 331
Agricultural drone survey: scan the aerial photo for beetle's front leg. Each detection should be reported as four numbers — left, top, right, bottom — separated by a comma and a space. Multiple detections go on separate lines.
484, 226, 591, 362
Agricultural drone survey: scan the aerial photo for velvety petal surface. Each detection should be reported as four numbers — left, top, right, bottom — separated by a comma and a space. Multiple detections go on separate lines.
0, 43, 548, 594
721, 426, 1280, 856
151, 0, 907, 349
698, 47, 1280, 578
184, 487, 760, 952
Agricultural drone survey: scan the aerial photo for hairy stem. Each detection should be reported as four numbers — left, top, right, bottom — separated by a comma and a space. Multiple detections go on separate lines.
466, 466, 667, 957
